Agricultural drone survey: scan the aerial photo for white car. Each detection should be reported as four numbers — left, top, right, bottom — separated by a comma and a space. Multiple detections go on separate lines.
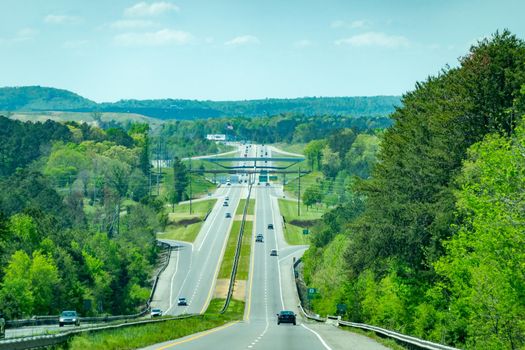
150, 308, 163, 317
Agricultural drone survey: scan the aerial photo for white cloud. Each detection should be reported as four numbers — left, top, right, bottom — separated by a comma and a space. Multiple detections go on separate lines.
114, 29, 192, 46
124, 2, 179, 17
44, 14, 80, 24
110, 19, 157, 30
331, 19, 367, 29
224, 35, 260, 46
63, 40, 89, 49
293, 39, 312, 48
335, 32, 410, 48
0, 28, 37, 45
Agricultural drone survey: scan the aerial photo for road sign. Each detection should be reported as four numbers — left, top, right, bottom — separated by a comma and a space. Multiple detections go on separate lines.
336, 303, 347, 315
307, 287, 318, 300
302, 229, 309, 235
259, 175, 268, 182
269, 175, 278, 181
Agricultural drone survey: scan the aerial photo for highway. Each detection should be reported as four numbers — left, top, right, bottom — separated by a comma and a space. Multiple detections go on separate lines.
144, 144, 389, 350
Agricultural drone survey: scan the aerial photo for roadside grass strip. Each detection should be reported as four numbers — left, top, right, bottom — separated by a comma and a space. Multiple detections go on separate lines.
278, 198, 324, 245
283, 222, 309, 245
63, 300, 245, 350
157, 199, 217, 242
157, 222, 202, 242
235, 199, 255, 216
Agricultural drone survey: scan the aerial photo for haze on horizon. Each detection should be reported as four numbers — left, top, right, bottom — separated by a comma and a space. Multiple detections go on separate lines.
0, 0, 524, 103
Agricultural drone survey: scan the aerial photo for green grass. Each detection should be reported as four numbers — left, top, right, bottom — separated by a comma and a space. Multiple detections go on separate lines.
157, 222, 203, 242
219, 221, 241, 279
188, 173, 216, 198
169, 199, 217, 221
236, 198, 255, 216
340, 326, 405, 350
237, 221, 253, 280
218, 219, 252, 280
284, 170, 323, 197
63, 299, 245, 350
278, 198, 324, 221
272, 142, 306, 155
157, 199, 216, 242
283, 223, 310, 245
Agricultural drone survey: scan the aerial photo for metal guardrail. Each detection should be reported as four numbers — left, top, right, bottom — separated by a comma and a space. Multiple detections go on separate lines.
0, 314, 197, 350
292, 258, 459, 350
220, 182, 253, 314
335, 320, 460, 350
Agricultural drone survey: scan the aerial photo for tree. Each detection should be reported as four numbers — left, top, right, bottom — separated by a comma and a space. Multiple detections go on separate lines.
321, 146, 341, 178
0, 250, 33, 318
304, 140, 326, 171
302, 185, 322, 209
30, 251, 60, 315
168, 157, 188, 212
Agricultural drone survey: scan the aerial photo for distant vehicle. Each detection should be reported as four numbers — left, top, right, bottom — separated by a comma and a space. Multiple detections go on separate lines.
225, 196, 229, 201
277, 311, 297, 325
265, 182, 270, 186
225, 212, 232, 218
257, 182, 260, 185
178, 298, 188, 306
223, 201, 229, 206
59, 310, 80, 327
270, 249, 278, 256
265, 152, 268, 155
256, 234, 264, 242
226, 182, 231, 186
150, 308, 162, 317
267, 224, 274, 229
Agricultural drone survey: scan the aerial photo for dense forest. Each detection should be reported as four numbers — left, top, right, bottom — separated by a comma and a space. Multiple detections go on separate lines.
0, 86, 400, 120
302, 30, 525, 349
0, 117, 162, 318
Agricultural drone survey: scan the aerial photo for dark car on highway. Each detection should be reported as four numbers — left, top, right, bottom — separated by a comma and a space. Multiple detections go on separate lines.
267, 223, 274, 229
256, 234, 264, 242
223, 201, 229, 206
270, 249, 278, 256
178, 298, 188, 306
59, 310, 80, 327
277, 310, 296, 325
225, 212, 232, 218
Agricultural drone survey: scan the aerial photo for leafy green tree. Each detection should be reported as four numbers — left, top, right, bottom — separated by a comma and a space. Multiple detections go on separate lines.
304, 140, 326, 171
30, 251, 60, 315
0, 250, 33, 318
302, 185, 322, 209
321, 146, 341, 178
167, 157, 188, 212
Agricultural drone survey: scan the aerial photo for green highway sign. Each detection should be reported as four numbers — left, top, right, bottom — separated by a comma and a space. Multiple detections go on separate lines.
303, 229, 309, 235
307, 287, 318, 300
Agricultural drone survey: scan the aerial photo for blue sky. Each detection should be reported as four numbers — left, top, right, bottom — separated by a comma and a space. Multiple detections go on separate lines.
0, 0, 523, 102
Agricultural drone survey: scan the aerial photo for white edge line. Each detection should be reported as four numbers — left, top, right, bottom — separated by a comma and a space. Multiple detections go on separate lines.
301, 324, 333, 350
168, 248, 180, 311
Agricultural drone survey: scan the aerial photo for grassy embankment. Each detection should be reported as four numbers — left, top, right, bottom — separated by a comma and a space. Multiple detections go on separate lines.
63, 299, 245, 350
278, 198, 324, 245
216, 198, 255, 300
157, 199, 217, 242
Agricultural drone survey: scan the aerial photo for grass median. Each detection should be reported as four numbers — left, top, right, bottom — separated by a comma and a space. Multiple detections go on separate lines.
63, 299, 245, 350
235, 198, 255, 216
218, 220, 252, 280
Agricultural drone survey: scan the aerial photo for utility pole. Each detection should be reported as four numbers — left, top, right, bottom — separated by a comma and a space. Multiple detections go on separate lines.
156, 137, 161, 196
189, 154, 193, 215
297, 167, 301, 217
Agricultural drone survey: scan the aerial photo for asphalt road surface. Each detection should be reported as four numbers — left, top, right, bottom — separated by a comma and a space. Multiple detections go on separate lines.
143, 144, 389, 350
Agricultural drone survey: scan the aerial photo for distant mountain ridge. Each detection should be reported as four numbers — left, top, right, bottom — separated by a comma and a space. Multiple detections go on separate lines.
0, 86, 401, 120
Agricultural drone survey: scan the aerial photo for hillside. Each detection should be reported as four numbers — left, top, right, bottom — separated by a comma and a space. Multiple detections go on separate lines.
0, 86, 400, 119
0, 86, 97, 111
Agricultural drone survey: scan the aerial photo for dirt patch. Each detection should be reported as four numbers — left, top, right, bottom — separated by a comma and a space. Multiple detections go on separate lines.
174, 217, 202, 226
214, 279, 229, 298
233, 280, 246, 301
213, 279, 246, 301
289, 219, 320, 228
235, 215, 254, 221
